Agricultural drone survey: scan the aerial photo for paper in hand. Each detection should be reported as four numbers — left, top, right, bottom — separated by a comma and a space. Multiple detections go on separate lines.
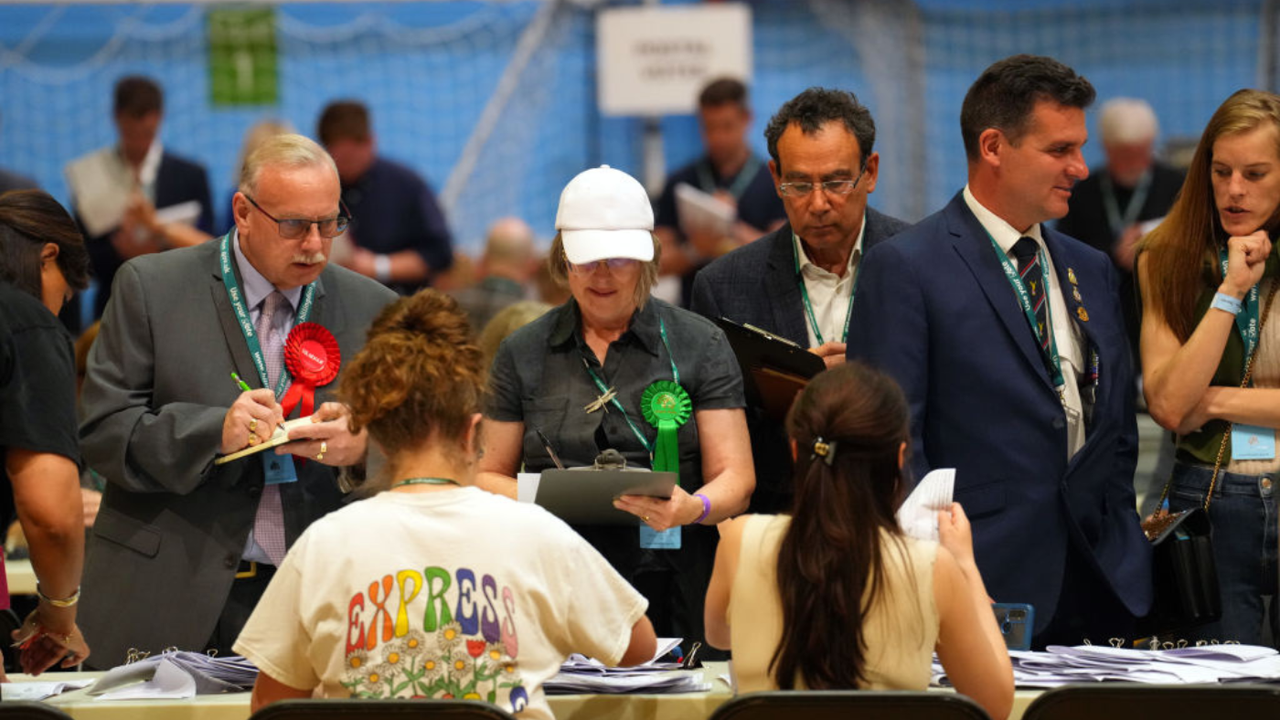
896, 468, 955, 541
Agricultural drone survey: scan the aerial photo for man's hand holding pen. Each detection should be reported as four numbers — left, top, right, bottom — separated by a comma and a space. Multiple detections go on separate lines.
221, 388, 285, 454
278, 401, 367, 467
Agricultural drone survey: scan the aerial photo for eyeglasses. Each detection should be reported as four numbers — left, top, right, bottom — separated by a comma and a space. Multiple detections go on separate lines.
244, 195, 351, 239
778, 166, 867, 198
566, 257, 641, 275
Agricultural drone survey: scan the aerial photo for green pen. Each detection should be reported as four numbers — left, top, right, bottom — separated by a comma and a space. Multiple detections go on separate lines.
231, 371, 252, 392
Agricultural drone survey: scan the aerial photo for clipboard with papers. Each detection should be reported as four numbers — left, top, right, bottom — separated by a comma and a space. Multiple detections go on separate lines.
712, 316, 825, 423
534, 468, 676, 526
213, 416, 314, 465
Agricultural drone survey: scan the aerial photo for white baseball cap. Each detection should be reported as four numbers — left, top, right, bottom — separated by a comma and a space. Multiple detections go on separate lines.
555, 165, 655, 265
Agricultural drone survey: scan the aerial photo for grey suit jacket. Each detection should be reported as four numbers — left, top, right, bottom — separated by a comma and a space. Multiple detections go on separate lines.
689, 207, 909, 512
689, 207, 910, 346
77, 237, 396, 668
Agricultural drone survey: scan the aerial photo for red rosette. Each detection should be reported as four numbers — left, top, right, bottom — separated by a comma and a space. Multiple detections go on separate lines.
279, 322, 341, 418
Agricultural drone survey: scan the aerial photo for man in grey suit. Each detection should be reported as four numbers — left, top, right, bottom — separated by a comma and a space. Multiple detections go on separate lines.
78, 134, 396, 667
690, 87, 908, 512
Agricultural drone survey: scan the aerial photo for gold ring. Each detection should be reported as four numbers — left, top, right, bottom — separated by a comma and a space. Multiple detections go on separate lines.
643, 515, 651, 522
248, 418, 258, 433
247, 432, 259, 446
317, 441, 328, 461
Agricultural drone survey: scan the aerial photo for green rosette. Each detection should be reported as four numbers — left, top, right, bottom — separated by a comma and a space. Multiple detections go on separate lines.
641, 380, 692, 483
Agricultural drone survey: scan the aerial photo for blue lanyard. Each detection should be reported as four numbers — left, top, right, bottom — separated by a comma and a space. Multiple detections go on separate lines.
581, 317, 681, 456
1219, 247, 1263, 374
218, 233, 316, 397
793, 233, 857, 345
987, 232, 1065, 390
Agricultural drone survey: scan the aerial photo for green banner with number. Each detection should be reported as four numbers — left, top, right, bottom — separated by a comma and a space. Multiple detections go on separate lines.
208, 8, 279, 106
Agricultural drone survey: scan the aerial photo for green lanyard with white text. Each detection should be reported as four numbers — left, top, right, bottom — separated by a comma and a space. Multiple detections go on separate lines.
581, 318, 680, 457
1219, 247, 1263, 371
987, 232, 1065, 390
218, 233, 316, 397
793, 233, 856, 345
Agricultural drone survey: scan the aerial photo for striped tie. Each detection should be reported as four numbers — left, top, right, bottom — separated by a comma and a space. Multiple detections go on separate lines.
1011, 236, 1051, 356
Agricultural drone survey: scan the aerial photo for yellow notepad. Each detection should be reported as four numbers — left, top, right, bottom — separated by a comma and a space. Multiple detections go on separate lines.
213, 416, 315, 465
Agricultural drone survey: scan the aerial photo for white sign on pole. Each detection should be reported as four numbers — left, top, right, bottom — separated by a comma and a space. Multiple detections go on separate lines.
596, 3, 752, 117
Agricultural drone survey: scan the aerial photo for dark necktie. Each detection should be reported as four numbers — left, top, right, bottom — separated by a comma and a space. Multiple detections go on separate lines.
1011, 236, 1051, 356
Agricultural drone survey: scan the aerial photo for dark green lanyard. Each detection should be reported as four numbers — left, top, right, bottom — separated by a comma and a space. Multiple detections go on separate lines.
218, 233, 316, 396
695, 155, 762, 200
581, 318, 680, 456
793, 233, 857, 345
986, 231, 1065, 390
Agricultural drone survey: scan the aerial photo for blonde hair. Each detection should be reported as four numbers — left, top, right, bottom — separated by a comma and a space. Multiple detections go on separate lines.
478, 301, 551, 369
238, 133, 338, 195
546, 231, 662, 310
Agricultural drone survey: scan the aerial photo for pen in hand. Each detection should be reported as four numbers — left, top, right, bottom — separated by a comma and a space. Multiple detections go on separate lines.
231, 371, 252, 392
535, 428, 565, 470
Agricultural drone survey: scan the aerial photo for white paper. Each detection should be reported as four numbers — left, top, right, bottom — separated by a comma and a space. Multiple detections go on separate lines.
154, 199, 201, 227
675, 182, 736, 241
1, 679, 93, 701
517, 472, 540, 503
95, 657, 197, 700
896, 468, 956, 541
648, 637, 683, 665
65, 147, 134, 237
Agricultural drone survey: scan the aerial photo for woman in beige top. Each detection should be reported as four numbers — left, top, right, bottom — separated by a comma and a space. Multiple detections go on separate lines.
704, 362, 1013, 720
1139, 89, 1280, 645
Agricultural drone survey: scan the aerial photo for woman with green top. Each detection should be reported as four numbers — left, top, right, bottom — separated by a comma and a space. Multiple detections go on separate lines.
1139, 89, 1280, 644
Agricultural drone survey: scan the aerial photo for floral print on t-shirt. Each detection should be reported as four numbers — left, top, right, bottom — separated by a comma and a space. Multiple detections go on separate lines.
340, 565, 529, 713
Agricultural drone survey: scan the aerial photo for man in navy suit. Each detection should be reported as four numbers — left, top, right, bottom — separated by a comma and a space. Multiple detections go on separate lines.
691, 87, 908, 512
69, 76, 215, 323
849, 55, 1151, 646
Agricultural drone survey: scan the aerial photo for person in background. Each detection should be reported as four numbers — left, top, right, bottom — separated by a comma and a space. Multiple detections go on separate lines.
654, 77, 787, 306
318, 100, 453, 294
480, 165, 754, 652
236, 290, 656, 717
221, 119, 295, 235
0, 189, 94, 676
704, 361, 1012, 720
1059, 97, 1185, 355
68, 75, 214, 322
478, 300, 551, 370
452, 217, 538, 332
1138, 89, 1280, 646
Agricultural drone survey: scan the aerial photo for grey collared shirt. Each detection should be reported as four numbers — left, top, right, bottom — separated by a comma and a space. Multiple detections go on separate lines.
487, 297, 745, 491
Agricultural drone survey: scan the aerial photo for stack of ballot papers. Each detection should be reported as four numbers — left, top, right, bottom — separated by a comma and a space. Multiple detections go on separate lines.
545, 639, 710, 694
896, 468, 956, 541
932, 644, 1280, 688
0, 678, 94, 701
88, 651, 259, 699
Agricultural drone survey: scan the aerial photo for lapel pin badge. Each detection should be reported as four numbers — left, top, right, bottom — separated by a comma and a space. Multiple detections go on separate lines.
1077, 306, 1090, 322
1067, 268, 1078, 285
1073, 287, 1083, 302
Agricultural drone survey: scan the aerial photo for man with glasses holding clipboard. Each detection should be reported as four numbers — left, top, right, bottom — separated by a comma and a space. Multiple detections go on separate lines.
78, 134, 395, 666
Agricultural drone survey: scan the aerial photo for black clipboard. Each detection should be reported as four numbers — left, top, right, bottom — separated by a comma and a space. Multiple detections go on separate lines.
712, 316, 824, 421
535, 469, 676, 526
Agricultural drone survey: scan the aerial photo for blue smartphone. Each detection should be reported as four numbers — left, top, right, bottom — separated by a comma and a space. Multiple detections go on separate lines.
992, 603, 1035, 650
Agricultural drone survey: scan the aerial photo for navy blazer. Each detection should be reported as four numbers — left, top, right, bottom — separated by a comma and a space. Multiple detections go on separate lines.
848, 193, 1152, 631
690, 207, 909, 346
82, 151, 214, 318
690, 207, 909, 513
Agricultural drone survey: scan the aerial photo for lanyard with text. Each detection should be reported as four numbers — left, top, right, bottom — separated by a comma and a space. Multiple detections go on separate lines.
987, 232, 1065, 391
581, 318, 680, 457
1100, 169, 1152, 240
793, 233, 856, 345
696, 154, 762, 200
218, 233, 316, 398
1219, 248, 1263, 372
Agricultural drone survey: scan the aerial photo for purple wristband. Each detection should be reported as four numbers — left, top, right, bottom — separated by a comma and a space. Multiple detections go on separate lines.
692, 492, 711, 524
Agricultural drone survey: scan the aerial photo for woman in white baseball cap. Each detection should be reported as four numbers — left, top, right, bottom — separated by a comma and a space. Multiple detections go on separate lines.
479, 165, 755, 652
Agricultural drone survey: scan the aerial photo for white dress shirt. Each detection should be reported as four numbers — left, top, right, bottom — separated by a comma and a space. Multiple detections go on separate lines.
794, 214, 866, 348
963, 185, 1087, 457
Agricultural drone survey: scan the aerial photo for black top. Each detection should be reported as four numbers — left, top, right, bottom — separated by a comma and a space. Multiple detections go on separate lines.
486, 296, 745, 645
341, 156, 453, 295
0, 282, 81, 529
